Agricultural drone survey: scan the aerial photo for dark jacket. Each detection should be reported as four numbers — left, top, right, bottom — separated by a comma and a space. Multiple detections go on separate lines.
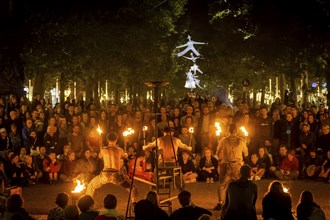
262, 191, 294, 220
222, 179, 258, 220
169, 205, 211, 220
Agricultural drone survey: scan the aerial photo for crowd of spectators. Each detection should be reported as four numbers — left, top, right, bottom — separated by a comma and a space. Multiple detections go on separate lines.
0, 94, 329, 219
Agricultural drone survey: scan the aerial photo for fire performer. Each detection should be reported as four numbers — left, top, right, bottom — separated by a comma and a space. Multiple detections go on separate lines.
214, 123, 249, 210
85, 132, 136, 202
142, 127, 192, 166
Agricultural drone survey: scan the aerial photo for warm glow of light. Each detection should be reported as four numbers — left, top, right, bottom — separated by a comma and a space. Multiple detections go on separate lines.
215, 122, 222, 136
123, 128, 135, 137
97, 126, 102, 135
283, 187, 289, 193
72, 179, 86, 193
240, 126, 248, 136
143, 126, 148, 131
189, 127, 194, 133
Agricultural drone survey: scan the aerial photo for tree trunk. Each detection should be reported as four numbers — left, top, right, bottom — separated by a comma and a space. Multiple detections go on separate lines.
85, 76, 94, 103
302, 71, 309, 109
93, 82, 100, 107
261, 86, 265, 105
253, 90, 257, 108
114, 88, 120, 105
290, 76, 297, 106
59, 73, 65, 105
280, 73, 286, 103
32, 72, 45, 97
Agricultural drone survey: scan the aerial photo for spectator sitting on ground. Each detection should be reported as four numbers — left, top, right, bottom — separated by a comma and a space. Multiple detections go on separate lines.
128, 151, 153, 182
73, 149, 97, 183
199, 148, 218, 183
257, 146, 272, 177
275, 150, 299, 180
145, 191, 168, 220
59, 150, 77, 183
134, 199, 155, 220
262, 181, 294, 220
302, 148, 323, 179
47, 192, 69, 220
179, 150, 198, 184
78, 195, 99, 220
95, 194, 124, 220
221, 165, 257, 220
169, 190, 211, 220
296, 190, 326, 220
319, 149, 330, 183
64, 204, 79, 220
248, 153, 265, 181
43, 151, 61, 184
4, 194, 35, 220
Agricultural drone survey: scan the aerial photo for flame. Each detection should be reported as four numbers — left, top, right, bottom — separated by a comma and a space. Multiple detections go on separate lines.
215, 122, 222, 136
189, 127, 194, 133
97, 126, 102, 135
283, 187, 289, 193
72, 179, 86, 193
143, 126, 148, 131
240, 126, 248, 136
123, 128, 135, 137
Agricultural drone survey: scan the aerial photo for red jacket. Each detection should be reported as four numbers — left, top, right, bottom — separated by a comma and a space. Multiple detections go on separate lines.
280, 157, 299, 172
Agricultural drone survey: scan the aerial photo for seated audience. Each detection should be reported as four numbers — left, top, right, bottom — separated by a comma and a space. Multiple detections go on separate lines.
78, 195, 99, 220
169, 190, 211, 220
221, 165, 257, 220
257, 146, 272, 177
4, 194, 34, 220
64, 204, 79, 220
48, 192, 69, 220
248, 153, 265, 181
43, 152, 61, 183
319, 149, 330, 183
262, 181, 294, 220
134, 199, 155, 220
146, 191, 168, 220
302, 148, 323, 179
128, 151, 153, 182
178, 150, 198, 184
74, 149, 97, 183
296, 190, 326, 220
59, 150, 77, 183
199, 148, 218, 183
23, 155, 39, 185
95, 194, 124, 220
275, 150, 299, 180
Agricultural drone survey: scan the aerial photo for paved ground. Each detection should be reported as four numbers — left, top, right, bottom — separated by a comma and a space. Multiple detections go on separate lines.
21, 179, 329, 220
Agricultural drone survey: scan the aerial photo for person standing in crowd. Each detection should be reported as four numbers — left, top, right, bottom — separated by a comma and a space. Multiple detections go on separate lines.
255, 106, 272, 153
262, 181, 294, 220
169, 190, 211, 220
221, 165, 257, 220
214, 123, 248, 210
296, 190, 326, 220
316, 124, 330, 155
280, 112, 300, 150
197, 106, 214, 150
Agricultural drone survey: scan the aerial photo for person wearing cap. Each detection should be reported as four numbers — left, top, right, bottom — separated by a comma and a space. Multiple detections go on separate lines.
143, 126, 192, 166
85, 132, 136, 202
221, 165, 257, 220
214, 123, 248, 210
